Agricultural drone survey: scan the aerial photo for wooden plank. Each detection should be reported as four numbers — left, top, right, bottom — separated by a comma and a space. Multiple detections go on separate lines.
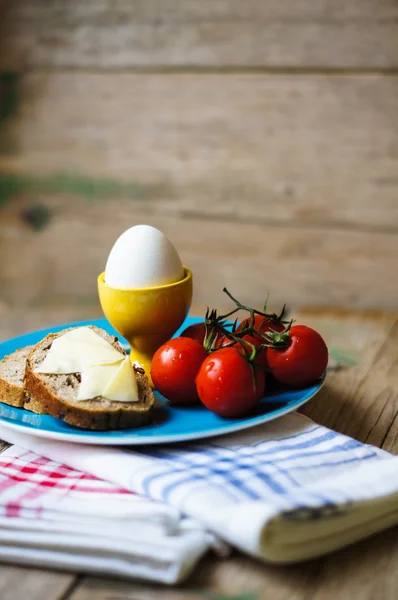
1, 73, 398, 232
2, 0, 398, 70
298, 310, 397, 435
67, 576, 213, 599
68, 555, 315, 600
301, 527, 398, 600
361, 319, 398, 454
346, 319, 398, 449
0, 565, 75, 600
303, 316, 398, 448
188, 539, 398, 600
1, 195, 398, 313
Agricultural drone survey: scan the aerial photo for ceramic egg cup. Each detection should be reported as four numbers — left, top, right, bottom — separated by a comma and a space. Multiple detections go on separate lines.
98, 267, 193, 387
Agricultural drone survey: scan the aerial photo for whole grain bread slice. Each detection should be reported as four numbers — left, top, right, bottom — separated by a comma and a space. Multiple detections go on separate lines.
25, 326, 155, 430
0, 346, 32, 408
0, 346, 47, 414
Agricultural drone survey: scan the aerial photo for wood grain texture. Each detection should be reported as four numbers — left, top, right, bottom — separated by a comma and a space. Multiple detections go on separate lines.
2, 73, 398, 232
352, 320, 398, 451
187, 538, 398, 600
298, 311, 397, 432
299, 313, 398, 449
282, 310, 398, 454
69, 556, 317, 600
2, 0, 398, 70
1, 195, 398, 313
0, 565, 75, 600
379, 326, 398, 455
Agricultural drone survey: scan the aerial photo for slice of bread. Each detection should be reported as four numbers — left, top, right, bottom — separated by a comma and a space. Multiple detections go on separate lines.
0, 346, 47, 414
0, 346, 32, 408
25, 326, 155, 430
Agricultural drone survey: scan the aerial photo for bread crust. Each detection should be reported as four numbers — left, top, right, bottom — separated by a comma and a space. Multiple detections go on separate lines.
25, 326, 155, 430
0, 378, 24, 408
0, 347, 32, 409
23, 390, 48, 414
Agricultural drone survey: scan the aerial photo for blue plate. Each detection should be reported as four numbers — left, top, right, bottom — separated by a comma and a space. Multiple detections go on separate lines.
0, 317, 325, 445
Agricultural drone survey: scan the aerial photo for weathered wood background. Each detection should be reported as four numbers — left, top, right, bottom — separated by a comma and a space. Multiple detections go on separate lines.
1, 0, 398, 339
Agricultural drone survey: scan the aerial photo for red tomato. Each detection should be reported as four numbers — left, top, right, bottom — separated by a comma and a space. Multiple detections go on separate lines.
196, 347, 265, 417
213, 333, 233, 349
267, 325, 328, 387
151, 337, 207, 404
239, 336, 267, 368
181, 322, 230, 350
238, 314, 285, 338
237, 315, 284, 368
180, 322, 207, 346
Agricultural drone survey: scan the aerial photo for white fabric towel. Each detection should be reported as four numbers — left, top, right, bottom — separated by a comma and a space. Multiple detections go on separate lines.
0, 444, 212, 583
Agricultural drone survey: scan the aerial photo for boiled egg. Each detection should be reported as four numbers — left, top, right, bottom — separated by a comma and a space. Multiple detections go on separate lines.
105, 225, 184, 289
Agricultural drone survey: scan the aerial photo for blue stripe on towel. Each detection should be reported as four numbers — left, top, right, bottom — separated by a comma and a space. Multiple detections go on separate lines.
138, 427, 378, 505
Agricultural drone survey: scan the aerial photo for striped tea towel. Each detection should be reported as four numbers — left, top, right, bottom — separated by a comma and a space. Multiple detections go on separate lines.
0, 445, 210, 583
2, 411, 398, 564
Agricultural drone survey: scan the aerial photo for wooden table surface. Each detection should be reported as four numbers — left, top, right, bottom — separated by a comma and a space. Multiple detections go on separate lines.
1, 307, 398, 600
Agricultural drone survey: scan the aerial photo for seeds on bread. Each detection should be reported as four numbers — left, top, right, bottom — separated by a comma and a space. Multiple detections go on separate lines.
24, 326, 155, 430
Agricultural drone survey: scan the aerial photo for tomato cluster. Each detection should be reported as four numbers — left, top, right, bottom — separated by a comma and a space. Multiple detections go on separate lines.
151, 296, 328, 419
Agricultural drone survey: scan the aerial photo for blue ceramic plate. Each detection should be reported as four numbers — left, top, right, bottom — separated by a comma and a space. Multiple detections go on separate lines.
0, 317, 325, 445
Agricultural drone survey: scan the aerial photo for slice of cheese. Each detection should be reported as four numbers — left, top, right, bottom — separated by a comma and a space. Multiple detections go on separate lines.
77, 362, 120, 400
35, 327, 124, 374
103, 356, 139, 402
77, 357, 139, 402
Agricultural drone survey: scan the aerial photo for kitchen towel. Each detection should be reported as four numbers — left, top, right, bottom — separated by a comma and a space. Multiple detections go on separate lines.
2, 411, 398, 564
0, 444, 212, 583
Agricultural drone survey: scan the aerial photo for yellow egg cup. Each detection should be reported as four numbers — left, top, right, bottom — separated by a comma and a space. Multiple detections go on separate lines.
98, 267, 193, 387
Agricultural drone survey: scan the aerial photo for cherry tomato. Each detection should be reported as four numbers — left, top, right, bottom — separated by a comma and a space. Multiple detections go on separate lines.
151, 337, 207, 404
238, 314, 285, 338
196, 347, 265, 417
181, 322, 230, 350
237, 315, 284, 368
239, 336, 267, 369
180, 322, 207, 346
267, 325, 328, 387
213, 333, 233, 349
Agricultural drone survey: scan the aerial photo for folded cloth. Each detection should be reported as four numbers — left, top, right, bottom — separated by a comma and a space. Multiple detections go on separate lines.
0, 445, 211, 583
2, 411, 398, 564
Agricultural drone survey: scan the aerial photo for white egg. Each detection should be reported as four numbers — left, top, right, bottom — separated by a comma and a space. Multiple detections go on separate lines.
105, 225, 184, 289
